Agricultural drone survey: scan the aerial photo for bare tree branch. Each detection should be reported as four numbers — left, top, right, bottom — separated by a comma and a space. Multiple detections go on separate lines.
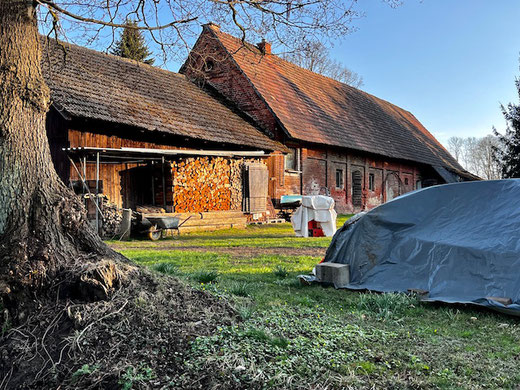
37, 0, 198, 30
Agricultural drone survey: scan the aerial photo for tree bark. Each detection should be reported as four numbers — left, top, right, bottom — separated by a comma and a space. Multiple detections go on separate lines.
0, 0, 119, 315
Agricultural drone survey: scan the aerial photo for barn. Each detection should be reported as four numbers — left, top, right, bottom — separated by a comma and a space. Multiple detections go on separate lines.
181, 24, 477, 214
42, 38, 284, 235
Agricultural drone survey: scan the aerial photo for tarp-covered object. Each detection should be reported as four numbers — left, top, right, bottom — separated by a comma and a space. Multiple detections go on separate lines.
292, 196, 337, 237
324, 180, 520, 315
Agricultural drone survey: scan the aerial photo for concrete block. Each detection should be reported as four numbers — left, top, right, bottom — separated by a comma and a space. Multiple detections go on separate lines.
315, 262, 349, 287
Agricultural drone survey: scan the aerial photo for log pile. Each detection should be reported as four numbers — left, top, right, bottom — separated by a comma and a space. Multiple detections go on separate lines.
100, 197, 123, 238
229, 160, 243, 210
170, 157, 232, 213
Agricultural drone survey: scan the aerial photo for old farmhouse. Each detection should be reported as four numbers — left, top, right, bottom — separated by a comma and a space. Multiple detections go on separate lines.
43, 27, 474, 235
181, 24, 475, 214
42, 38, 284, 234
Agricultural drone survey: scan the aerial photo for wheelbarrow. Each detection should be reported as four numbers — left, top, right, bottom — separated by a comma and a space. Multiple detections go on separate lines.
138, 214, 195, 241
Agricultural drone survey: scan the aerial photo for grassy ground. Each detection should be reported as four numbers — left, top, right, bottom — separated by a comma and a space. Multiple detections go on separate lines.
108, 216, 520, 389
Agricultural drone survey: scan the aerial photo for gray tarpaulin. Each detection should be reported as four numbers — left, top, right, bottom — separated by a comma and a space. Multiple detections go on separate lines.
324, 179, 520, 315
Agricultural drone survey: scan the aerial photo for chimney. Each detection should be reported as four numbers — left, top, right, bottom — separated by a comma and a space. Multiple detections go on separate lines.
257, 39, 271, 55
203, 22, 220, 32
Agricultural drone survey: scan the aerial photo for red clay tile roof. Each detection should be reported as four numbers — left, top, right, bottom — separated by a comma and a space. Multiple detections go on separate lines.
208, 27, 465, 172
41, 37, 283, 152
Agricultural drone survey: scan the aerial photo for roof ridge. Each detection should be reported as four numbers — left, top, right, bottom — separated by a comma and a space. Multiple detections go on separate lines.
212, 29, 422, 116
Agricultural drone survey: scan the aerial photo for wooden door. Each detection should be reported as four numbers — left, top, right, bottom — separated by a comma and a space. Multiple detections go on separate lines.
244, 163, 268, 213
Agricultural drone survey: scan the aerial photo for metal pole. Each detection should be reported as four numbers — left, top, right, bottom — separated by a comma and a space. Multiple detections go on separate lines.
96, 152, 100, 235
82, 156, 87, 196
68, 156, 104, 217
151, 161, 155, 206
161, 156, 166, 209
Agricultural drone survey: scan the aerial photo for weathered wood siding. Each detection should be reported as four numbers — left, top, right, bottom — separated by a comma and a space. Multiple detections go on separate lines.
67, 129, 175, 208
64, 129, 264, 212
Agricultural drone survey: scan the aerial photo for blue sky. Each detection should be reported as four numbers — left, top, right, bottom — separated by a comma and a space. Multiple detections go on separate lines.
331, 0, 520, 145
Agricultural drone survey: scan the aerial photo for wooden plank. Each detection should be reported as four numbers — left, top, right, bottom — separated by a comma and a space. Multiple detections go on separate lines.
178, 217, 247, 227
144, 211, 246, 219
176, 223, 247, 234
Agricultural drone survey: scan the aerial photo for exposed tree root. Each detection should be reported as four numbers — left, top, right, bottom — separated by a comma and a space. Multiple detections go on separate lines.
0, 267, 236, 389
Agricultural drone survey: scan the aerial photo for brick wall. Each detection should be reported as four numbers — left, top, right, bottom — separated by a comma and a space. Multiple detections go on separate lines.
267, 146, 422, 214
182, 26, 281, 141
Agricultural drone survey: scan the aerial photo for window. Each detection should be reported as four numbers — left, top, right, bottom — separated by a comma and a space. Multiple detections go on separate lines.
368, 173, 375, 191
404, 178, 409, 186
284, 148, 298, 171
335, 169, 344, 189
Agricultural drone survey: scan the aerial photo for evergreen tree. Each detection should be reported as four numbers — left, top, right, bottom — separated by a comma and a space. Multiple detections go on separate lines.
493, 71, 520, 178
111, 21, 155, 65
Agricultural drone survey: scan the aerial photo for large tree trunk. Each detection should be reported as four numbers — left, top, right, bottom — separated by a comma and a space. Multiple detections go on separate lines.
0, 4, 237, 388
0, 0, 120, 318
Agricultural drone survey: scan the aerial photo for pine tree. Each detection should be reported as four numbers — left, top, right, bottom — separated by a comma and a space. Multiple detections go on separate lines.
111, 21, 155, 65
493, 72, 520, 178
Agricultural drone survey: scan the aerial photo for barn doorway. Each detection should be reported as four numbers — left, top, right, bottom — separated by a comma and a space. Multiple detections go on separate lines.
385, 171, 400, 201
120, 163, 170, 211
352, 169, 363, 208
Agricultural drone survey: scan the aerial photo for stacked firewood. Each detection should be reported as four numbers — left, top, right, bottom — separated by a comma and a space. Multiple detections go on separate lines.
101, 198, 123, 238
229, 160, 243, 210
170, 157, 232, 212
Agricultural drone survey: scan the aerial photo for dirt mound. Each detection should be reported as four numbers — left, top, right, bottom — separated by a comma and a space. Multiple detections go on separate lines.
0, 267, 235, 389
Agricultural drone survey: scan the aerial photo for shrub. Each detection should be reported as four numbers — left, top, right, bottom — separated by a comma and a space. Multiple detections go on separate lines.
192, 270, 218, 284
152, 262, 179, 276
230, 282, 250, 297
273, 265, 289, 279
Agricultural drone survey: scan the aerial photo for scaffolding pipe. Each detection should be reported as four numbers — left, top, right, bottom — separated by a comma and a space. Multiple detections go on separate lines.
161, 156, 166, 209
82, 156, 87, 195
151, 161, 155, 206
68, 156, 104, 218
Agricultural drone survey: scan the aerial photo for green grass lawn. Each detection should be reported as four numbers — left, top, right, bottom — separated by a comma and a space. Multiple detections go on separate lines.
108, 215, 520, 389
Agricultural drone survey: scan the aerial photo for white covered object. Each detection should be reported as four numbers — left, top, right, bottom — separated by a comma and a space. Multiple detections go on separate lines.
291, 195, 337, 237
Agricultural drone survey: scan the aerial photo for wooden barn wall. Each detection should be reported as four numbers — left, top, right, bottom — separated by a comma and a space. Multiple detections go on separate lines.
267, 145, 423, 214
69, 161, 138, 209
68, 129, 184, 151
67, 129, 184, 208
66, 129, 263, 212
